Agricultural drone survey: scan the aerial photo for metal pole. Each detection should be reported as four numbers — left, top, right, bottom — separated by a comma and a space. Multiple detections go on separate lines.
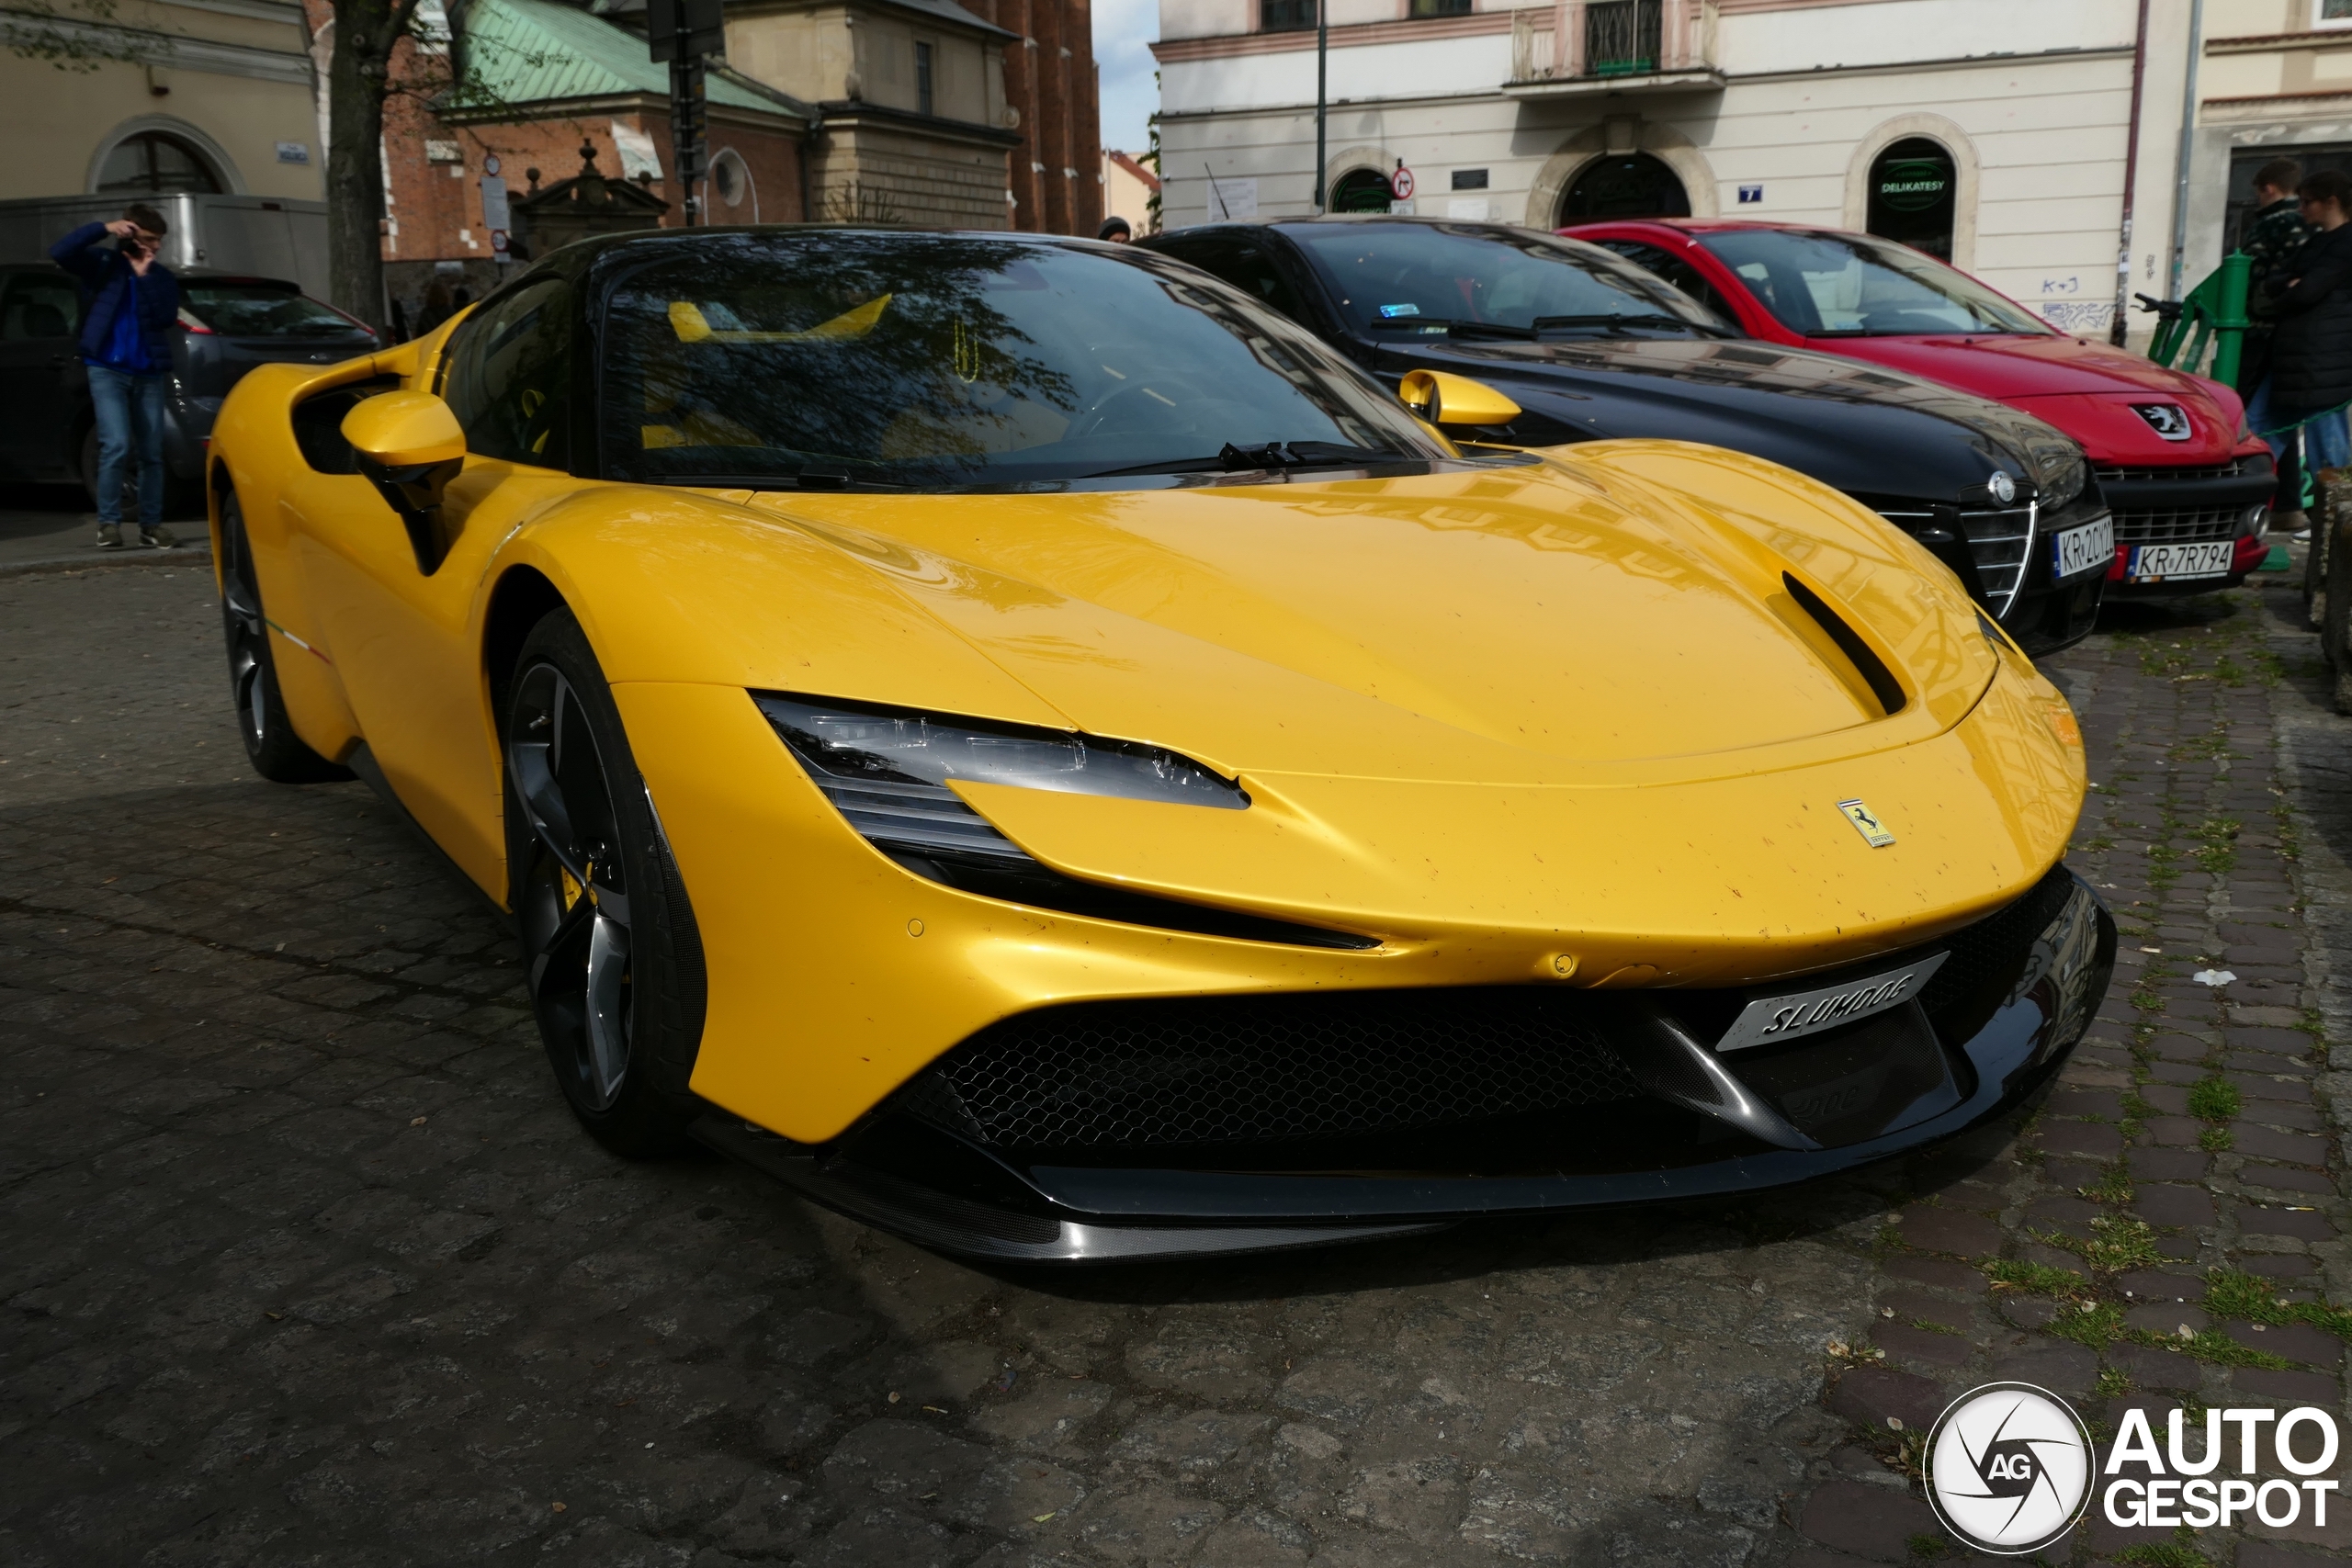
2110, 0, 2151, 346
2168, 0, 2205, 298
1314, 0, 1328, 213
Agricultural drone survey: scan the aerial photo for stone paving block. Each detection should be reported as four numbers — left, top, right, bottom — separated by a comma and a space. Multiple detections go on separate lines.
2234, 1205, 2336, 1241
1896, 1209, 2003, 1258
2132, 1185, 2216, 1229
2238, 1164, 2337, 1195
1794, 1479, 1936, 1562
2218, 1321, 2346, 1367
2040, 1121, 2126, 1158
1822, 1367, 1946, 1435
2232, 1366, 2345, 1405
2233, 1125, 2331, 1164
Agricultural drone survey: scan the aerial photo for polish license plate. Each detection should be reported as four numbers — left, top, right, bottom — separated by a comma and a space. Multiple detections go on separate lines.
2126, 540, 2234, 582
2052, 514, 2113, 579
1715, 952, 1949, 1053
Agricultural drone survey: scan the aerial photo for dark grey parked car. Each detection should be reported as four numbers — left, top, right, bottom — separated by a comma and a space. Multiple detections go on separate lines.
0, 264, 377, 513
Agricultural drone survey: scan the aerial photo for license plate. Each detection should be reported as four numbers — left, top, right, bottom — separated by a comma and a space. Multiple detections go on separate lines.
2052, 514, 2113, 579
2127, 540, 2234, 581
1716, 952, 1949, 1053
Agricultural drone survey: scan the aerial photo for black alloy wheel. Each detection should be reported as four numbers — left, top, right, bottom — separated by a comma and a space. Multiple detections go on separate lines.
218, 491, 351, 783
503, 609, 707, 1154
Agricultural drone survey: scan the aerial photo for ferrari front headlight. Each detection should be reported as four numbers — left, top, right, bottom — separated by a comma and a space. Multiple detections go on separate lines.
755, 693, 1247, 863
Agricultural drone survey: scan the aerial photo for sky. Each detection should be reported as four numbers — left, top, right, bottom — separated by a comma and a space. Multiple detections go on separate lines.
1093, 0, 1159, 155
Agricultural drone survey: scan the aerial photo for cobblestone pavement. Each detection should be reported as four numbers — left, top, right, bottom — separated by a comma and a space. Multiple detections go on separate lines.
2, 564, 2346, 1567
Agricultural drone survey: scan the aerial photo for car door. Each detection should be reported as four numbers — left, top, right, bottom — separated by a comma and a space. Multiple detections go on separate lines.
288, 274, 585, 896
0, 267, 85, 480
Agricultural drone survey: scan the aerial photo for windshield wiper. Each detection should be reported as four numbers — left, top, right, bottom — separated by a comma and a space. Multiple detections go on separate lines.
1530, 313, 1734, 337
1085, 440, 1408, 479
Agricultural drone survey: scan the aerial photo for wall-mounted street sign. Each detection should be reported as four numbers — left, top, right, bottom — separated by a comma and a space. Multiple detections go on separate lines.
1390, 165, 1415, 202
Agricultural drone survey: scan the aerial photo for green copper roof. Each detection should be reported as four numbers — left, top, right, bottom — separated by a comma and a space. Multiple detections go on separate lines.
456, 0, 808, 118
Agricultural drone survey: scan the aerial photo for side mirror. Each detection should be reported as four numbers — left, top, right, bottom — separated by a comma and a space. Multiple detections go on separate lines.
1398, 368, 1522, 427
342, 389, 466, 573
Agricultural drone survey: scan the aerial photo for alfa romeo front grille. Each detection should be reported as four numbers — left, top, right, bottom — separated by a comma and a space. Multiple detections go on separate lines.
1871, 503, 2037, 612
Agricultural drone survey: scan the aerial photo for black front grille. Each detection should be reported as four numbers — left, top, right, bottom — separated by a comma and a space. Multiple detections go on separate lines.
2094, 461, 2244, 485
2111, 505, 2240, 547
924, 989, 1644, 1150
909, 867, 2086, 1156
1921, 861, 2079, 1019
1871, 504, 2035, 608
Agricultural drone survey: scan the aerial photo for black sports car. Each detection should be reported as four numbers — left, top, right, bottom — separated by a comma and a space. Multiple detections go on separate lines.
1144, 218, 2113, 655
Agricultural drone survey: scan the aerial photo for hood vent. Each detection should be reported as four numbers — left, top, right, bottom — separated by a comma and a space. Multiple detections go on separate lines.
1781, 573, 1906, 717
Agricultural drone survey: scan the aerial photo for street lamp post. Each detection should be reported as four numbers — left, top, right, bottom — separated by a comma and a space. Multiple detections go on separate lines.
1315, 0, 1327, 213
649, 0, 725, 225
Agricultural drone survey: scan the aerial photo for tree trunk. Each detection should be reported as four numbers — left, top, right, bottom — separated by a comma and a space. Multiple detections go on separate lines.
324, 0, 399, 333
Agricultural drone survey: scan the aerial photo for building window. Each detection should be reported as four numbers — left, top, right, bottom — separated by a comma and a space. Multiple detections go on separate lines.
1408, 0, 1471, 16
1866, 137, 1958, 262
1330, 168, 1395, 212
916, 41, 934, 117
1261, 0, 1314, 30
1585, 0, 1661, 75
96, 131, 222, 196
2319, 0, 2352, 27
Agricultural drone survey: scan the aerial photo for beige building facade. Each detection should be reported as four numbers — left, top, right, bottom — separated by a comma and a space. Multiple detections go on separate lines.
2181, 2, 2352, 285
725, 0, 1023, 225
1155, 0, 2223, 344
0, 0, 322, 206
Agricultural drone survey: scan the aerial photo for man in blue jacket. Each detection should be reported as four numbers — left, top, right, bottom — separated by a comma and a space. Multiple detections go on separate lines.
51, 204, 180, 548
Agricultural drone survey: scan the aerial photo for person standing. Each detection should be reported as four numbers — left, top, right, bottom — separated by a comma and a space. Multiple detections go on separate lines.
2253, 170, 2352, 536
51, 205, 181, 549
2242, 158, 2313, 296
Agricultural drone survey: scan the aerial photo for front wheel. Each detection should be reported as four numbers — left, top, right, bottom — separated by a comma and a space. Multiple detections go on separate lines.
219, 492, 351, 783
503, 609, 707, 1155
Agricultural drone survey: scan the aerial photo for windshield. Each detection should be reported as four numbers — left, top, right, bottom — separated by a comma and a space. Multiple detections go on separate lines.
182, 283, 368, 338
1286, 222, 1726, 335
597, 232, 1449, 489
1692, 230, 2049, 336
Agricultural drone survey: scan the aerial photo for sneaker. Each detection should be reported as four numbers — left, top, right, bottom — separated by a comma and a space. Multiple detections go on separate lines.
141, 525, 176, 549
95, 523, 122, 549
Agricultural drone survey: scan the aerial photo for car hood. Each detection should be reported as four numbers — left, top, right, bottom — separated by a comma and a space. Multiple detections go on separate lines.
1813, 335, 2245, 464
707, 445, 2002, 785
562, 445, 2080, 976
1386, 334, 2086, 506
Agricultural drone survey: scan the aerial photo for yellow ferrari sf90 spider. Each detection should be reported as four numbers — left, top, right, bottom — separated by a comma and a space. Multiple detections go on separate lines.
207, 229, 2111, 1261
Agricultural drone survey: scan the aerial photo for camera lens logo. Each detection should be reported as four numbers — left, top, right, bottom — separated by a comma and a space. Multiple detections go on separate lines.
1923, 1382, 2093, 1554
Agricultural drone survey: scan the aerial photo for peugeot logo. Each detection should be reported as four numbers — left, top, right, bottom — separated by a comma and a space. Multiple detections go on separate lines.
2132, 403, 2191, 441
1985, 471, 2016, 505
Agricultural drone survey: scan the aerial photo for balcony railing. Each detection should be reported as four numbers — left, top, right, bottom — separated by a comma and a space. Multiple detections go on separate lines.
1587, 0, 1660, 75
1509, 0, 1719, 89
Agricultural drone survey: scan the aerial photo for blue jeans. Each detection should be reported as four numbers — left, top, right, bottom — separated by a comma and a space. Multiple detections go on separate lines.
88, 365, 166, 527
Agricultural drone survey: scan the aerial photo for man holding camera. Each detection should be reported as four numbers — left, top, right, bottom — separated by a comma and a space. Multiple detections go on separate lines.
51, 204, 181, 549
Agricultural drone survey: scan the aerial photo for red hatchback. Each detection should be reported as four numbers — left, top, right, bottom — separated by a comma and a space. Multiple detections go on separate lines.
1562, 220, 2278, 597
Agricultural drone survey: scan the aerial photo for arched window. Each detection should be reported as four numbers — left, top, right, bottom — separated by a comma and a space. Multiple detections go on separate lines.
96, 132, 223, 196
710, 149, 754, 217
1329, 168, 1395, 213
1558, 152, 1689, 222
1866, 138, 1956, 261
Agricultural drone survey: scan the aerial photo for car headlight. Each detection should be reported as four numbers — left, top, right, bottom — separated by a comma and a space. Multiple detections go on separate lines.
755, 693, 1247, 863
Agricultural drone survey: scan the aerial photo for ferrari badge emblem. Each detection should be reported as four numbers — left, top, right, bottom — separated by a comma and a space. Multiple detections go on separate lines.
1838, 799, 1895, 848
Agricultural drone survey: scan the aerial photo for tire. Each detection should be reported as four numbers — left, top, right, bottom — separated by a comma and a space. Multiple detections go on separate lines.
2329, 516, 2352, 715
503, 608, 708, 1156
219, 492, 353, 784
